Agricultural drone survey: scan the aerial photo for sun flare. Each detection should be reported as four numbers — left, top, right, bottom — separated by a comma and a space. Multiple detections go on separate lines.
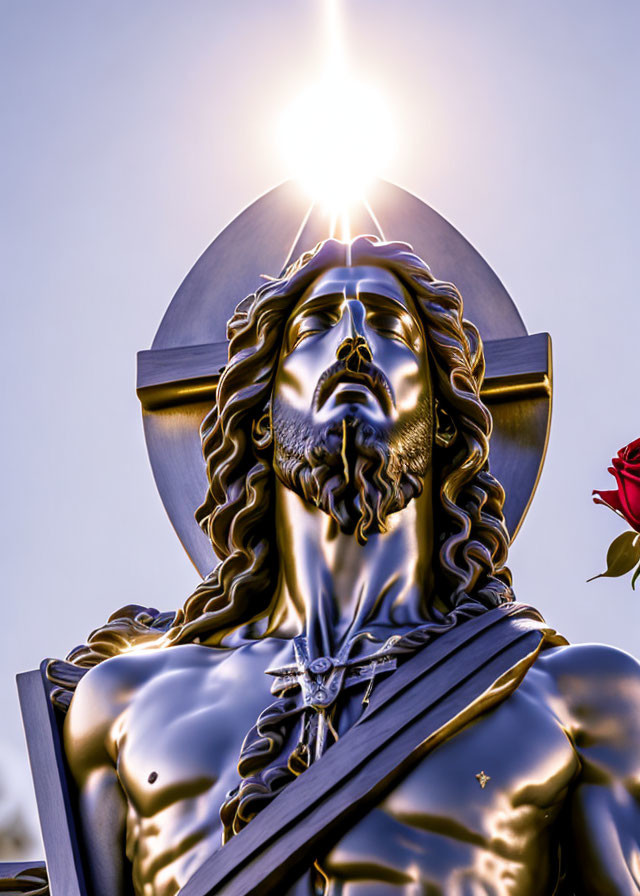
278, 0, 395, 216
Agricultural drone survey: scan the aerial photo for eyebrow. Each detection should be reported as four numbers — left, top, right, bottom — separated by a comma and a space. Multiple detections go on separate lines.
294, 288, 416, 318
292, 292, 345, 316
359, 291, 416, 316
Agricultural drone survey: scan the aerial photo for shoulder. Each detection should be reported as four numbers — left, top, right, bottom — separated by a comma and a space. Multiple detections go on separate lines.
69, 643, 234, 715
536, 642, 640, 763
536, 641, 640, 690
64, 644, 231, 775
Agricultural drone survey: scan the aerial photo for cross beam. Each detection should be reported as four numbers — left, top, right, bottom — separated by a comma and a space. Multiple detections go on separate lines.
137, 332, 551, 412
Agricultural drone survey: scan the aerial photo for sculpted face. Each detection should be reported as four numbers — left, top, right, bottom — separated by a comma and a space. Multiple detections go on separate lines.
271, 266, 434, 541
275, 266, 430, 428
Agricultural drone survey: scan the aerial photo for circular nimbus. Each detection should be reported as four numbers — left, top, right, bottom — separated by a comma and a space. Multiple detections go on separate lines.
139, 179, 550, 577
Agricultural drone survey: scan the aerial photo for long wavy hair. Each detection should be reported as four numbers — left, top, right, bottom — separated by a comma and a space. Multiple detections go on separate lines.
49, 236, 513, 706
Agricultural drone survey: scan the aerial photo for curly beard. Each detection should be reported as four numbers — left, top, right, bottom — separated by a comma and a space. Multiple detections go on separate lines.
272, 395, 433, 544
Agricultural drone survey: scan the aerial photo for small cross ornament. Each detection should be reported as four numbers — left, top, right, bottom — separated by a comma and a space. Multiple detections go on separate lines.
475, 770, 491, 789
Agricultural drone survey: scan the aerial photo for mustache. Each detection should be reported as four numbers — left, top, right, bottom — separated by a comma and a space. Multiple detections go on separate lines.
313, 359, 395, 415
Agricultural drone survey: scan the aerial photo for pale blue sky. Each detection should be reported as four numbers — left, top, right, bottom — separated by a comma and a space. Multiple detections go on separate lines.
1, 0, 639, 854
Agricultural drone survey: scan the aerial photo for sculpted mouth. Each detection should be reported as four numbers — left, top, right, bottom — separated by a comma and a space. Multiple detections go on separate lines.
314, 363, 394, 414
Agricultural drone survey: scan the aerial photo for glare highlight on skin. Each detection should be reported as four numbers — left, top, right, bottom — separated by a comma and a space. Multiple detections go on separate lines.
278, 0, 395, 230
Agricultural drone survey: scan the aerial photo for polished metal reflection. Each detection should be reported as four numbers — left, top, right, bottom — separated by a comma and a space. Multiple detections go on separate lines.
61, 238, 640, 896
135, 181, 552, 576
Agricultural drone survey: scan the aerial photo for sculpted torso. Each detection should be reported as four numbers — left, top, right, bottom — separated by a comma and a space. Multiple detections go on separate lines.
65, 635, 640, 896
60, 251, 640, 894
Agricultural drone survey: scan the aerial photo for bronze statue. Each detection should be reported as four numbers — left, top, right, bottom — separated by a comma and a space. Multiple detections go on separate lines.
57, 237, 640, 895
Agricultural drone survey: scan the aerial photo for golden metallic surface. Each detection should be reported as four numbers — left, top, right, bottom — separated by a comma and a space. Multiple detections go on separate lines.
0, 863, 49, 895
64, 636, 640, 895
137, 182, 551, 576
479, 371, 551, 400
60, 241, 640, 895
134, 336, 551, 414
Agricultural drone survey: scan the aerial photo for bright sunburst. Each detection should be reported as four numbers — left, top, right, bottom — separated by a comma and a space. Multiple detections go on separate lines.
278, 0, 395, 217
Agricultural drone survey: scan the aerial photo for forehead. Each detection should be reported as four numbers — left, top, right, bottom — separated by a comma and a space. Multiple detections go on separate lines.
291, 266, 415, 315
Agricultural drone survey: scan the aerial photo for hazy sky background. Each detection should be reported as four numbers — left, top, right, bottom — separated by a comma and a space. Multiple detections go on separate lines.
1, 0, 639, 857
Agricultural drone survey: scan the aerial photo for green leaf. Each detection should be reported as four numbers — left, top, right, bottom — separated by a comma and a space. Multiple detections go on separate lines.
587, 531, 640, 582
632, 563, 640, 591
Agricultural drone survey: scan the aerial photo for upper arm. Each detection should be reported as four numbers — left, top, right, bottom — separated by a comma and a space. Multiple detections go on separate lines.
76, 765, 132, 896
547, 644, 640, 893
64, 660, 136, 896
65, 661, 124, 779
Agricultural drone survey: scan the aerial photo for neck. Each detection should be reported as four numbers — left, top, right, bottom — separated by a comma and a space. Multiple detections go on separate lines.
270, 476, 434, 657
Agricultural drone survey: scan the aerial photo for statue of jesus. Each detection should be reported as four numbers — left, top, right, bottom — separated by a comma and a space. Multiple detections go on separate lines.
59, 236, 640, 896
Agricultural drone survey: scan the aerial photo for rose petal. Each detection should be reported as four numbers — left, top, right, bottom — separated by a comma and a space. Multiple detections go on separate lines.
620, 469, 640, 486
617, 470, 640, 530
609, 466, 640, 531
593, 488, 624, 513
621, 437, 640, 460
617, 451, 640, 471
596, 440, 640, 531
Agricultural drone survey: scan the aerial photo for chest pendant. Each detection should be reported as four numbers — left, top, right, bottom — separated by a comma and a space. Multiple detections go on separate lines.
267, 633, 400, 760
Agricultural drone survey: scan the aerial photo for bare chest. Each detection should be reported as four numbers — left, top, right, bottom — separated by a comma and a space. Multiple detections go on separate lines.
114, 652, 578, 896
115, 647, 278, 823
316, 678, 578, 894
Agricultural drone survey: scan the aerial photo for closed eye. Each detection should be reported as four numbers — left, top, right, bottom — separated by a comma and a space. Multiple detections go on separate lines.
368, 311, 418, 349
287, 310, 341, 350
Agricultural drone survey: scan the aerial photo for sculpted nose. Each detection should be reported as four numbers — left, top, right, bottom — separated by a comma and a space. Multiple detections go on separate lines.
336, 300, 372, 370
336, 335, 373, 371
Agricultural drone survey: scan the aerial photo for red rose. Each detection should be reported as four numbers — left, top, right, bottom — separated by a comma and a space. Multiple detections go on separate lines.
593, 437, 640, 532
